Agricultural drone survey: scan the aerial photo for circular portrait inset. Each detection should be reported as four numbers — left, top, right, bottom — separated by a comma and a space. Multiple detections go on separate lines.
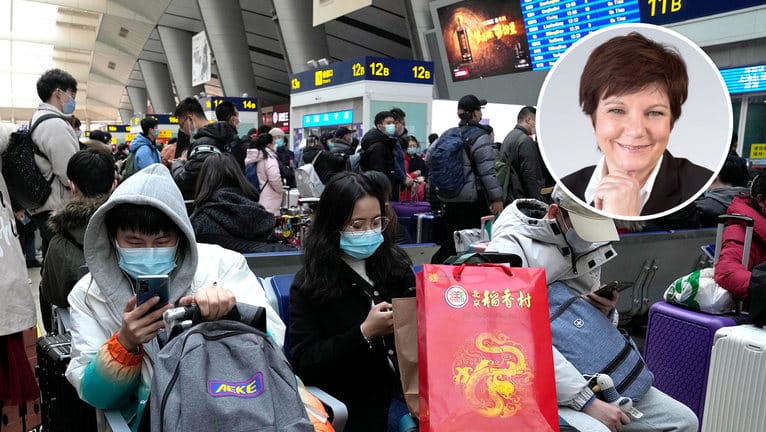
537, 23, 732, 220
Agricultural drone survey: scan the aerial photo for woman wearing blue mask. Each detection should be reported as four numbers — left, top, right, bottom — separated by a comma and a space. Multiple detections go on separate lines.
245, 133, 283, 216
401, 136, 428, 201
289, 172, 415, 432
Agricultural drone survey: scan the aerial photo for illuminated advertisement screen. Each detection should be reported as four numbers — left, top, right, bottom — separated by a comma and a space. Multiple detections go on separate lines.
437, 0, 764, 81
437, 0, 533, 81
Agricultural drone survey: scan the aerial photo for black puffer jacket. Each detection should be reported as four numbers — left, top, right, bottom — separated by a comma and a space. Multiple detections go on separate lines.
302, 145, 346, 184
171, 122, 237, 200
190, 187, 295, 253
360, 128, 399, 195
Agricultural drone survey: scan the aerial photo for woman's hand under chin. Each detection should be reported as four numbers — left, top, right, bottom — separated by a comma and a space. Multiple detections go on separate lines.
593, 171, 642, 216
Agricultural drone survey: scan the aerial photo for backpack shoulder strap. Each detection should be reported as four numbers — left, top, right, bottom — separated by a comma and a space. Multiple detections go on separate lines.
310, 150, 321, 166
27, 113, 63, 161
29, 113, 63, 134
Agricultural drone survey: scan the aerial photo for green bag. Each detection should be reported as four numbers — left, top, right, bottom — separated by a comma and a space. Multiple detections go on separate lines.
121, 152, 137, 180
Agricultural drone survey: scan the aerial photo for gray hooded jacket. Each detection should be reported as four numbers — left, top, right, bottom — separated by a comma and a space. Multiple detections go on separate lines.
66, 164, 284, 419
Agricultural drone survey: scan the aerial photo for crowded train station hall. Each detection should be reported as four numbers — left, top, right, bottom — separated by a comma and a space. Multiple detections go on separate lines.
1, 0, 766, 431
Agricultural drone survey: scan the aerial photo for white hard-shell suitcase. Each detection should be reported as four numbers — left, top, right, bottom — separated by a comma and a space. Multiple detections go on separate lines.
701, 325, 766, 432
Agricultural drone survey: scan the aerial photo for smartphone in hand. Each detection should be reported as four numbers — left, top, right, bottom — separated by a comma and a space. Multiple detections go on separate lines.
593, 281, 632, 300
135, 275, 170, 312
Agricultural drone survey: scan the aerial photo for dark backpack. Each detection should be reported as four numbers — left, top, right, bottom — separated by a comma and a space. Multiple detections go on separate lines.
427, 126, 484, 199
245, 162, 261, 191
151, 304, 313, 432
2, 114, 61, 209
120, 152, 137, 180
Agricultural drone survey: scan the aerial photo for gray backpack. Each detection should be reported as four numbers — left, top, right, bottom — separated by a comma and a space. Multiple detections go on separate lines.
150, 304, 313, 431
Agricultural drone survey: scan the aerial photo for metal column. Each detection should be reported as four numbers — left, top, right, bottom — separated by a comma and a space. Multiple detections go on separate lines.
126, 86, 148, 117
271, 0, 331, 74
157, 26, 204, 100
138, 60, 177, 114
197, 0, 256, 97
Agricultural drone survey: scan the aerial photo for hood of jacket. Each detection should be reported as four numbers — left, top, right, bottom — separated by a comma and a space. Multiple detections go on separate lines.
487, 198, 618, 294
129, 133, 154, 153
703, 186, 749, 205
83, 164, 197, 311
193, 121, 236, 150
191, 187, 275, 250
49, 195, 108, 243
728, 196, 766, 242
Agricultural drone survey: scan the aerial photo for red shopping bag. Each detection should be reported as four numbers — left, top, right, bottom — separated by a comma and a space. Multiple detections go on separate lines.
417, 264, 558, 432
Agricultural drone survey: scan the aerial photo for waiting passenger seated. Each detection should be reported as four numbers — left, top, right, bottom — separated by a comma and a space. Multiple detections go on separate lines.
65, 164, 284, 431
695, 154, 749, 227
191, 152, 294, 253
41, 148, 117, 311
486, 186, 698, 432
289, 172, 415, 431
714, 174, 766, 300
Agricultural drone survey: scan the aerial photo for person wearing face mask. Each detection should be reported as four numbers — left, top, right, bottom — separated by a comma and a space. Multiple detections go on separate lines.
28, 68, 81, 259
245, 133, 283, 215
171, 97, 236, 200
270, 127, 296, 188
486, 185, 698, 432
360, 111, 403, 201
65, 164, 285, 431
289, 172, 415, 432
129, 117, 163, 172
400, 136, 428, 201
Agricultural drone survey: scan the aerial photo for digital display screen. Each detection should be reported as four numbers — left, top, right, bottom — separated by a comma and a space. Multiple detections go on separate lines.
720, 64, 766, 95
437, 0, 532, 81
522, 0, 640, 70
302, 110, 353, 127
437, 0, 763, 81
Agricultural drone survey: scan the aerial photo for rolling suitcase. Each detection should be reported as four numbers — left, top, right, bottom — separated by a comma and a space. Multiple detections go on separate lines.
643, 215, 752, 427
391, 197, 430, 241
410, 212, 446, 244
701, 325, 766, 432
36, 333, 97, 432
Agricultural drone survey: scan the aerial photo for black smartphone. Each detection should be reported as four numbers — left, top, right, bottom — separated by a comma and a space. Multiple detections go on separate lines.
135, 275, 170, 312
592, 281, 631, 300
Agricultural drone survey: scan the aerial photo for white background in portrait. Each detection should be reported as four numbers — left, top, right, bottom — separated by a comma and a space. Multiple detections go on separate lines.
537, 23, 732, 209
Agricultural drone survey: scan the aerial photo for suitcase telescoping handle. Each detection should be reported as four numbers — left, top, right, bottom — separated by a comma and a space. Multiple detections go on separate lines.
715, 214, 754, 267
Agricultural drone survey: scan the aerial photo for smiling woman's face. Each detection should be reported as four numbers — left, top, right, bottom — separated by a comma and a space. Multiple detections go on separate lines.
589, 85, 672, 184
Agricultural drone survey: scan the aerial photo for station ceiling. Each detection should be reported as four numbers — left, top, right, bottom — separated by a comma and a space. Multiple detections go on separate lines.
0, 0, 413, 123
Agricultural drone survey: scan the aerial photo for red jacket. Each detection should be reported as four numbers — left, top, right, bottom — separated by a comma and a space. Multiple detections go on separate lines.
714, 196, 766, 299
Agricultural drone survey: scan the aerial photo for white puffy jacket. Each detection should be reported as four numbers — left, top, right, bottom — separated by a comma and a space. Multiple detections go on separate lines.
486, 199, 618, 410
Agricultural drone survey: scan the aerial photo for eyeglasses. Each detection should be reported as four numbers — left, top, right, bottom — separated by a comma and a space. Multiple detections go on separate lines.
343, 216, 390, 235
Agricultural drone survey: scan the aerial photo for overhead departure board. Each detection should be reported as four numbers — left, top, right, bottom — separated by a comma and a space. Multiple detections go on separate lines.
522, 0, 641, 70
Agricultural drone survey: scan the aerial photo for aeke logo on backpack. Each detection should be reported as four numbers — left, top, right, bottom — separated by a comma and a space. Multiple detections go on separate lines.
208, 372, 265, 398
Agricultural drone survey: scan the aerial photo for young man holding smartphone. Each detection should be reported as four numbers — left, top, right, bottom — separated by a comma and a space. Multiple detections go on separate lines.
486, 186, 698, 432
65, 163, 285, 431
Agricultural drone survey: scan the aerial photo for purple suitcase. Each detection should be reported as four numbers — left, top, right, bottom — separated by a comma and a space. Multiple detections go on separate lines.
644, 302, 737, 425
644, 215, 753, 428
391, 201, 430, 240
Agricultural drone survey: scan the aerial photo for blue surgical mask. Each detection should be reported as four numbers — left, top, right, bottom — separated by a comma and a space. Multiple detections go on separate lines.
275, 138, 284, 147
340, 228, 384, 260
117, 244, 178, 280
407, 147, 418, 155
327, 143, 334, 150
384, 124, 396, 137
62, 91, 76, 115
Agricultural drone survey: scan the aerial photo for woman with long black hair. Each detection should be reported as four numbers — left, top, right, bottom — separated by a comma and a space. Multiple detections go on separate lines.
289, 172, 415, 432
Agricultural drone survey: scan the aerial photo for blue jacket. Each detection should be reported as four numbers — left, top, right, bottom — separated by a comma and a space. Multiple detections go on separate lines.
130, 133, 161, 171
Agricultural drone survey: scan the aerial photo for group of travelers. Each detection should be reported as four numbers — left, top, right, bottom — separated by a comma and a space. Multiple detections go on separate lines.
0, 62, 758, 432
